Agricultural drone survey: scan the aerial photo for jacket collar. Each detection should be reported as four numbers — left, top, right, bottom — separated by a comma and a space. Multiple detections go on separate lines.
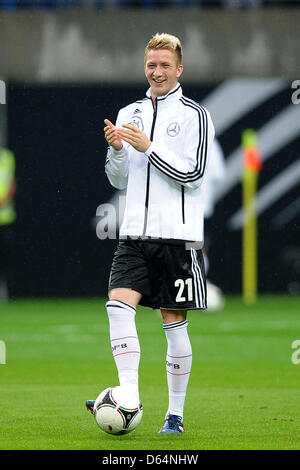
146, 83, 182, 106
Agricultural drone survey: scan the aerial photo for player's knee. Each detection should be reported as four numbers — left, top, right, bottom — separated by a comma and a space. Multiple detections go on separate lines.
160, 309, 187, 324
108, 288, 141, 308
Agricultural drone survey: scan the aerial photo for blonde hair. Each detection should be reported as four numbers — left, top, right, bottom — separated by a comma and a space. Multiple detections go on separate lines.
144, 33, 183, 66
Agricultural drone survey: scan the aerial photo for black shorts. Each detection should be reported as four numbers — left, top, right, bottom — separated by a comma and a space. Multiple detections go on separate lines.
108, 240, 207, 310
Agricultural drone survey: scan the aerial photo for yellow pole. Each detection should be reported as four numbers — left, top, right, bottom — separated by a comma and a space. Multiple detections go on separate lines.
241, 130, 262, 305
242, 168, 258, 304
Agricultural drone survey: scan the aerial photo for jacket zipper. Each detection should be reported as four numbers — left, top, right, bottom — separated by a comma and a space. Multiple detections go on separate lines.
142, 98, 157, 236
181, 186, 185, 224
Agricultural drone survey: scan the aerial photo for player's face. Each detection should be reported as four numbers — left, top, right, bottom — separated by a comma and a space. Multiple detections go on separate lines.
145, 49, 183, 99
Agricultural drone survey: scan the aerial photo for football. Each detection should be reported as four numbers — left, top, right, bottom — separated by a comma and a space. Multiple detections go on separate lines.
93, 386, 143, 435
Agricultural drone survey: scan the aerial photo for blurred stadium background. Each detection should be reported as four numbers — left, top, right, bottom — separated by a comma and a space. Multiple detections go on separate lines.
0, 0, 299, 299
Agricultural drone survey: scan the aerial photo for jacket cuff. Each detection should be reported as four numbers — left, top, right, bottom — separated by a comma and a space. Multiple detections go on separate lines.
110, 146, 127, 158
144, 143, 154, 157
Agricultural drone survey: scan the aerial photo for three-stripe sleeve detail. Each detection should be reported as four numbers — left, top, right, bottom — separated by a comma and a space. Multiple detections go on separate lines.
147, 98, 209, 183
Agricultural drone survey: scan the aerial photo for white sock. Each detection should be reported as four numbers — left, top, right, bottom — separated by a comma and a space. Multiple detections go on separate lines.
163, 320, 192, 420
106, 300, 140, 398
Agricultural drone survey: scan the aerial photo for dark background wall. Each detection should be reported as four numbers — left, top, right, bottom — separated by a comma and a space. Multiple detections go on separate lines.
6, 82, 300, 297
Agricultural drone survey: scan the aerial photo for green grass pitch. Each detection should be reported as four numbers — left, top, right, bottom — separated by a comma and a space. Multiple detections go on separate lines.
0, 295, 299, 450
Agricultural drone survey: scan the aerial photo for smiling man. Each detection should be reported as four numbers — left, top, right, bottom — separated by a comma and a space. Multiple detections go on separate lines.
86, 33, 215, 434
144, 41, 183, 99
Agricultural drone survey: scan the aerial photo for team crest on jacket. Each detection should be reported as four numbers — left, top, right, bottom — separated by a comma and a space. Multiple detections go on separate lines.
131, 115, 144, 131
167, 122, 180, 137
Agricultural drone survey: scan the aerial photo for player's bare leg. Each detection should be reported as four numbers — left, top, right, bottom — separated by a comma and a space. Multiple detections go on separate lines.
159, 308, 190, 433
109, 288, 142, 308
160, 309, 187, 324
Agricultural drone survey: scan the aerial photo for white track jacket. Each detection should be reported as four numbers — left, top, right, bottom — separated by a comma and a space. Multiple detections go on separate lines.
105, 84, 215, 245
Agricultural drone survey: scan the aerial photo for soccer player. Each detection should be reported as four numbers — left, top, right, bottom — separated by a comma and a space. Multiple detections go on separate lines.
87, 33, 215, 433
